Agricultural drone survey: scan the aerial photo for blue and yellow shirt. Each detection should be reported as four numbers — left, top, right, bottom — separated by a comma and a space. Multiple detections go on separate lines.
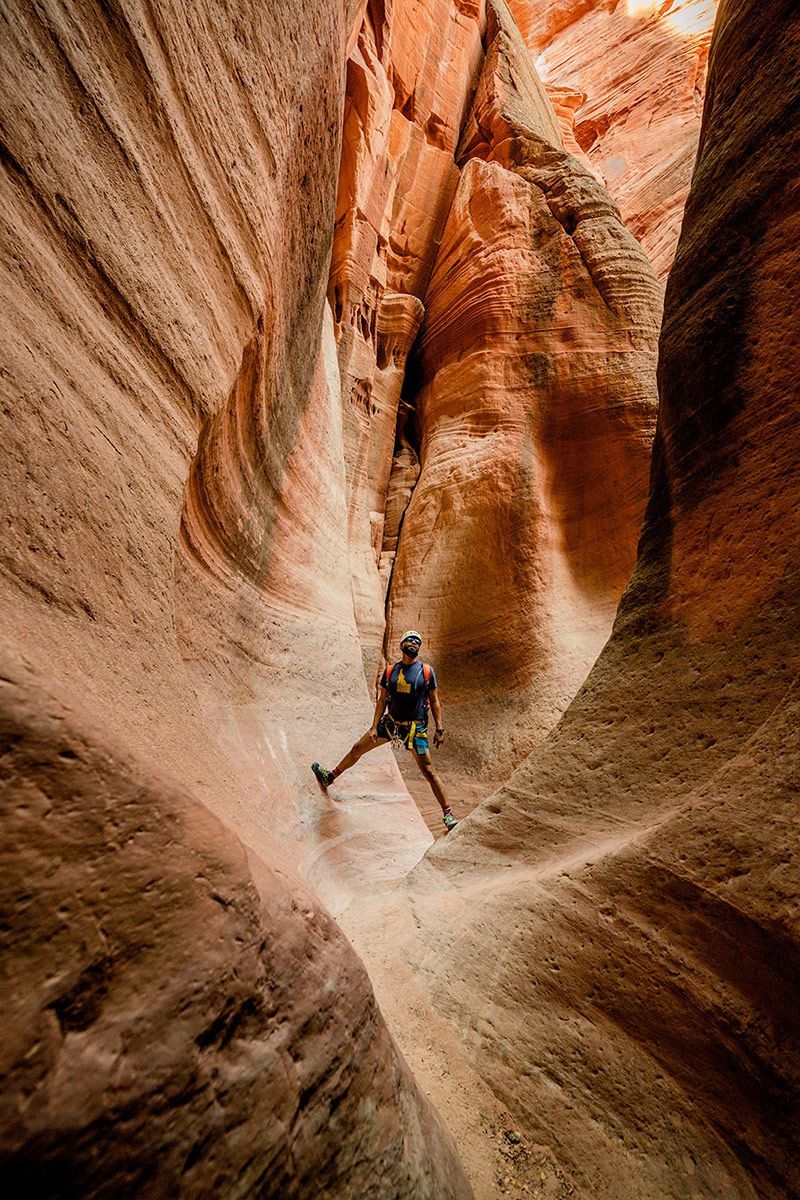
380, 660, 437, 724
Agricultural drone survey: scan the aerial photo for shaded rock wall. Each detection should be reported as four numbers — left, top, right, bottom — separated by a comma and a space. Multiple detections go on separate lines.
510, 0, 720, 278
1, 675, 469, 1199
333, 0, 663, 788
330, 0, 485, 675
386, 0, 661, 778
0, 0, 470, 1192
406, 0, 800, 1195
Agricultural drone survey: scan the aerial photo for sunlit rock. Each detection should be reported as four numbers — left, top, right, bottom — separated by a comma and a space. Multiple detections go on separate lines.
406, 3, 800, 1196
387, 0, 661, 781
509, 0, 720, 277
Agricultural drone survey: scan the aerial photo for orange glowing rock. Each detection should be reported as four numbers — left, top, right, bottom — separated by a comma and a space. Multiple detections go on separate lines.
386, 0, 662, 781
508, 0, 720, 277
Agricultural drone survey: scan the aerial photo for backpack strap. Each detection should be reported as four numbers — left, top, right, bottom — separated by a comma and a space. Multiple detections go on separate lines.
420, 662, 434, 720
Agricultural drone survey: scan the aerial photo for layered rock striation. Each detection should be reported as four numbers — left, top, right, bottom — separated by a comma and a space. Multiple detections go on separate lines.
0, 0, 469, 1192
404, 0, 800, 1195
330, 0, 664, 796
510, 0, 720, 278
4, 0, 792, 1195
386, 1, 661, 779
329, 0, 485, 676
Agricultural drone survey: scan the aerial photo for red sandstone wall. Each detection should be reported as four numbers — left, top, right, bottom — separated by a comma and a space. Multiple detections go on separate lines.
4, 0, 791, 1195
333, 0, 663, 791
386, 0, 661, 780
407, 1, 800, 1195
329, 0, 485, 674
0, 1, 471, 1192
508, 0, 720, 278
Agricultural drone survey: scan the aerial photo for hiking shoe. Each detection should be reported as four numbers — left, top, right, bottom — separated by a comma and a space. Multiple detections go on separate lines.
311, 762, 336, 788
442, 810, 458, 832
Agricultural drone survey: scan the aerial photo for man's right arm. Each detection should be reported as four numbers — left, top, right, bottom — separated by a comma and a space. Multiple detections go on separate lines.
370, 686, 388, 740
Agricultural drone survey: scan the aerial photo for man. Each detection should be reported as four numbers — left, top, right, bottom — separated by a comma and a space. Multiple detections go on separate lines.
312, 630, 458, 832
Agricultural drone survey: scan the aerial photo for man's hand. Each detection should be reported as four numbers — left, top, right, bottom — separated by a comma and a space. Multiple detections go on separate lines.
434, 727, 444, 749
369, 726, 380, 744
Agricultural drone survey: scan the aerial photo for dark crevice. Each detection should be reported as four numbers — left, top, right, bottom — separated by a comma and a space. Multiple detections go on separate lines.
51, 955, 114, 1033
379, 334, 425, 653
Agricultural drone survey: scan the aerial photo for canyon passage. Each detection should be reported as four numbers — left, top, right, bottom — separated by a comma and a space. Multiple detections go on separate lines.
1, 1, 798, 1198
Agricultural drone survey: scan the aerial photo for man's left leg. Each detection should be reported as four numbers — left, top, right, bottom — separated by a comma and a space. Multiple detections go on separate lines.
412, 747, 457, 831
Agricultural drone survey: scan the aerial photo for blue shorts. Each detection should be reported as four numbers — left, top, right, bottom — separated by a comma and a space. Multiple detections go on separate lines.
377, 715, 429, 754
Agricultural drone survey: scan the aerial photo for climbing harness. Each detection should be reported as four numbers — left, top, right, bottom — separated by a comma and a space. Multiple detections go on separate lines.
379, 712, 419, 750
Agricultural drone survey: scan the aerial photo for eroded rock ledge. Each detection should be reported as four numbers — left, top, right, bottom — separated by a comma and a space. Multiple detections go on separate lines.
510, 0, 720, 279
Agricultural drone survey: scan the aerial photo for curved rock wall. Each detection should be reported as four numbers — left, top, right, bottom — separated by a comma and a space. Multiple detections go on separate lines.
329, 0, 485, 676
5, 0, 787, 1193
330, 0, 664, 794
1, 675, 469, 1199
405, 0, 800, 1194
386, 0, 661, 779
509, 0, 720, 278
0, 0, 470, 1192
175, 297, 431, 907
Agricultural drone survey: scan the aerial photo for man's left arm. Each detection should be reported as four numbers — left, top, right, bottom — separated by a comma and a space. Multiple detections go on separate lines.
430, 687, 444, 748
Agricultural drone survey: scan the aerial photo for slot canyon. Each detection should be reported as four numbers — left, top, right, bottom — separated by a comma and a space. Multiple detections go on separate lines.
1, 0, 798, 1196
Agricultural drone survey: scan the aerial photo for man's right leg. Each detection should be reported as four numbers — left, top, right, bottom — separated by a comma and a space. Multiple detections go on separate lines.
333, 730, 389, 776
312, 730, 389, 788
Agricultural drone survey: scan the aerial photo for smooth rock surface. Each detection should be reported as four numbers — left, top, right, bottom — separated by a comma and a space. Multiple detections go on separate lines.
0, 672, 469, 1199
0, 0, 469, 1193
386, 0, 661, 781
5, 0, 796, 1197
398, 1, 800, 1195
